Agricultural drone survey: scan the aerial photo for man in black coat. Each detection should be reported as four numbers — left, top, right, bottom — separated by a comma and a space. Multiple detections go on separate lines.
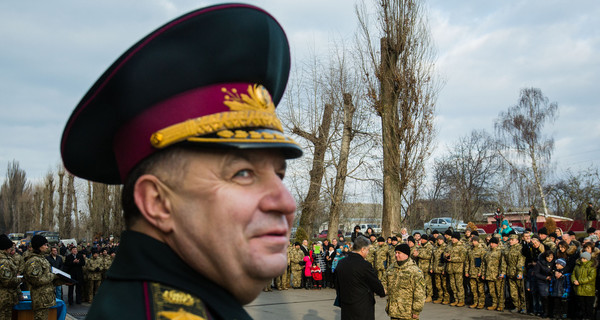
46, 246, 64, 300
335, 235, 385, 320
64, 246, 85, 305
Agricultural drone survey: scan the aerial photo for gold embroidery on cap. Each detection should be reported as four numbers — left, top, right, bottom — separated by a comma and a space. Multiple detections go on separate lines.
150, 85, 285, 149
157, 308, 206, 320
162, 290, 195, 306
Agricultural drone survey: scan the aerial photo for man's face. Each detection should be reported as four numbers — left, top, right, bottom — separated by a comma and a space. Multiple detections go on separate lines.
332, 239, 337, 246
395, 250, 408, 262
302, 240, 308, 247
523, 233, 531, 242
509, 238, 518, 246
40, 243, 49, 254
164, 150, 295, 303
71, 248, 78, 255
414, 234, 421, 241
51, 247, 58, 256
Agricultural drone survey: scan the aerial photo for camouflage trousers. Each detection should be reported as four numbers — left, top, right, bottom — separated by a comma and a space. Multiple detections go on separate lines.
291, 268, 302, 288
33, 308, 48, 320
487, 278, 505, 308
433, 273, 449, 302
508, 277, 525, 310
420, 268, 432, 298
0, 307, 11, 320
448, 273, 464, 303
86, 279, 101, 302
469, 278, 485, 306
275, 267, 288, 290
377, 269, 386, 283
284, 266, 291, 288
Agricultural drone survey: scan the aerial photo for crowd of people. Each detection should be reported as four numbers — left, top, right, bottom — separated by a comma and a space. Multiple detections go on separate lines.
277, 224, 600, 320
0, 234, 119, 319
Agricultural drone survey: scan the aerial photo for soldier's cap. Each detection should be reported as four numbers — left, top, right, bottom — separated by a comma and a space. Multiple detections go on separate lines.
587, 227, 596, 234
493, 233, 502, 239
567, 230, 576, 236
0, 234, 13, 250
407, 236, 415, 243
420, 234, 429, 241
61, 4, 301, 184
377, 236, 385, 242
451, 232, 460, 240
431, 230, 439, 235
509, 234, 519, 240
549, 232, 558, 238
444, 229, 453, 236
391, 236, 398, 242
436, 235, 445, 241
395, 243, 411, 256
31, 235, 48, 250
294, 242, 300, 246
471, 231, 479, 237
531, 234, 540, 241
471, 236, 480, 242
538, 227, 548, 235
91, 248, 99, 254
489, 237, 499, 245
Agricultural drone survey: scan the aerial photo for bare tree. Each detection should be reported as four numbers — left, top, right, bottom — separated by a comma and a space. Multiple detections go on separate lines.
495, 87, 558, 215
357, 0, 440, 236
42, 172, 56, 229
0, 161, 28, 232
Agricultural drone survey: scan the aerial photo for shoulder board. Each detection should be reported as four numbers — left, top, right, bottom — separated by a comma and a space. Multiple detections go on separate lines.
146, 282, 211, 320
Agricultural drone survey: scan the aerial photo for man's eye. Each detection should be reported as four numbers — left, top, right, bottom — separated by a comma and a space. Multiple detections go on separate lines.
234, 169, 252, 178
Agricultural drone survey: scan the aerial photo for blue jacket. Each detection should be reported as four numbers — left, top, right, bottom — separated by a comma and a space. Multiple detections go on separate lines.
549, 269, 571, 299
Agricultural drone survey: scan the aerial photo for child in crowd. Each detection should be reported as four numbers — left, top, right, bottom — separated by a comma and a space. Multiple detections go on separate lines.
572, 251, 596, 320
303, 255, 313, 290
534, 250, 554, 317
549, 258, 571, 319
310, 261, 323, 289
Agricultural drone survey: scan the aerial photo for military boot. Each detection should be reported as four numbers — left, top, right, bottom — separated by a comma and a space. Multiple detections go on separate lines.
424, 297, 432, 303
442, 300, 450, 305
487, 305, 497, 311
456, 302, 465, 307
450, 301, 458, 306
476, 303, 485, 309
433, 299, 442, 304
469, 303, 477, 309
496, 306, 504, 312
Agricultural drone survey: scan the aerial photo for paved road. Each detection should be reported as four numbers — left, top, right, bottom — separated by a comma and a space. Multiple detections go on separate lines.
65, 286, 534, 319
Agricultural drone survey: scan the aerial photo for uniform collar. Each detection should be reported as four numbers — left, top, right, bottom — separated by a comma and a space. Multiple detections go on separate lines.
107, 230, 252, 320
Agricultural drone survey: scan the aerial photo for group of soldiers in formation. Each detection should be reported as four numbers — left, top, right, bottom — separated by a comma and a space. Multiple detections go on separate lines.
274, 225, 600, 320
0, 234, 118, 320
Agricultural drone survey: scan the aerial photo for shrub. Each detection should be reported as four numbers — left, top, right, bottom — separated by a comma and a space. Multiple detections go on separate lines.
295, 227, 309, 243
467, 222, 478, 232
544, 216, 557, 234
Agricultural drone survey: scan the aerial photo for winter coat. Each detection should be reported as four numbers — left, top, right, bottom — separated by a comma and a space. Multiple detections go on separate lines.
303, 256, 312, 277
572, 259, 596, 297
556, 244, 579, 274
311, 265, 322, 281
549, 268, 571, 299
533, 255, 554, 297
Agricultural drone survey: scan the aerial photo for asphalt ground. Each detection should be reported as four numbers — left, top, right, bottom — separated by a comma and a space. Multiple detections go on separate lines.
65, 285, 535, 320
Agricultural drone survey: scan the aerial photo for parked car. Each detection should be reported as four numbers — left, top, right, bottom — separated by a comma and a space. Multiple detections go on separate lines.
476, 228, 487, 235
424, 217, 468, 234
359, 224, 382, 234
512, 226, 525, 234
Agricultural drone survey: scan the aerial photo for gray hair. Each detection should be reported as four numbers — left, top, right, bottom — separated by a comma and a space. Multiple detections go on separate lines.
353, 236, 371, 251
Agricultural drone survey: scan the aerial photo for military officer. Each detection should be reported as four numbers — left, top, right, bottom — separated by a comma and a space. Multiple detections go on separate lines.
382, 244, 425, 320
431, 235, 449, 304
465, 236, 486, 309
375, 237, 388, 282
482, 237, 506, 311
61, 4, 302, 319
413, 234, 433, 302
290, 242, 304, 288
505, 234, 526, 313
84, 248, 104, 302
0, 234, 21, 320
445, 232, 467, 307
24, 235, 65, 320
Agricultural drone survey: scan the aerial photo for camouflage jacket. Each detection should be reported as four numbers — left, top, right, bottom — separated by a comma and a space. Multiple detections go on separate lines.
414, 242, 433, 272
84, 256, 104, 281
366, 245, 376, 267
290, 248, 304, 271
382, 259, 425, 319
387, 245, 397, 268
0, 251, 21, 306
11, 252, 24, 275
375, 243, 388, 271
431, 242, 447, 274
445, 241, 466, 274
504, 243, 525, 278
465, 243, 486, 278
481, 247, 506, 280
24, 252, 58, 310
543, 237, 556, 252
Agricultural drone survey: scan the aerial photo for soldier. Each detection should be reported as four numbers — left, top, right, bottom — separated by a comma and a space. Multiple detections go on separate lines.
406, 236, 417, 262
374, 237, 388, 282
538, 228, 556, 252
24, 235, 65, 320
465, 236, 486, 309
382, 244, 425, 320
387, 237, 399, 268
445, 232, 466, 307
482, 237, 506, 311
84, 248, 104, 302
0, 234, 21, 320
431, 235, 449, 304
290, 242, 304, 288
366, 235, 377, 268
275, 243, 289, 290
413, 234, 433, 302
505, 234, 526, 313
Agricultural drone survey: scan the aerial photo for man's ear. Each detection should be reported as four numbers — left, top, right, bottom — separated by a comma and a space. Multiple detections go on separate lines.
133, 174, 175, 233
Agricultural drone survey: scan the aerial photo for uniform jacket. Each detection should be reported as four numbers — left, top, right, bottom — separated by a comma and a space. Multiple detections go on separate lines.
505, 243, 525, 278
572, 258, 596, 296
84, 256, 104, 281
0, 251, 21, 307
24, 252, 59, 310
445, 241, 466, 274
415, 242, 433, 272
482, 246, 506, 280
382, 259, 425, 319
334, 252, 385, 320
466, 243, 486, 278
86, 231, 252, 320
290, 248, 304, 272
430, 242, 447, 274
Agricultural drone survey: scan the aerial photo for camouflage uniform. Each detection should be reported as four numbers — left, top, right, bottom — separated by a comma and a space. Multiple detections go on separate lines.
84, 255, 104, 302
275, 247, 289, 290
542, 237, 556, 252
465, 242, 486, 308
505, 239, 525, 311
414, 242, 433, 300
431, 241, 449, 304
375, 243, 388, 282
446, 241, 467, 306
24, 252, 58, 320
11, 252, 24, 275
0, 251, 21, 320
482, 244, 506, 311
366, 244, 376, 269
289, 247, 304, 288
382, 258, 425, 320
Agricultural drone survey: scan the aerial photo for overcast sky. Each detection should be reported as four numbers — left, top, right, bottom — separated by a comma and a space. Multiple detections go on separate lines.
1, 0, 598, 184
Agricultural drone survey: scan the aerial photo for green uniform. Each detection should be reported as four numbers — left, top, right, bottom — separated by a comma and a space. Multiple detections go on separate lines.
431, 242, 449, 303
275, 247, 289, 290
446, 241, 466, 305
505, 242, 525, 311
375, 243, 388, 281
415, 242, 433, 299
24, 252, 59, 320
0, 251, 21, 320
481, 245, 506, 310
289, 247, 304, 288
84, 256, 104, 302
465, 243, 486, 308
382, 258, 425, 320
